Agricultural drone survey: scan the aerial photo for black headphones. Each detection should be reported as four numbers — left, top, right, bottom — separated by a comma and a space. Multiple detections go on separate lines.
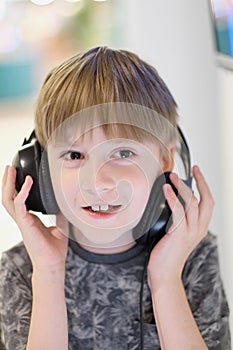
13, 131, 59, 215
133, 127, 192, 245
13, 127, 192, 244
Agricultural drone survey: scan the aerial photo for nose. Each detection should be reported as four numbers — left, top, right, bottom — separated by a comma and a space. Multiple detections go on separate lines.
79, 159, 116, 197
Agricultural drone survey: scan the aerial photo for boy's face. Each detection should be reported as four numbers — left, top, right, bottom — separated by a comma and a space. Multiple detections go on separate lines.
47, 126, 168, 250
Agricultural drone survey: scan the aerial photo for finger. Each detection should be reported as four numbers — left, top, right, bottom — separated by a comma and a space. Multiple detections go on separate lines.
163, 183, 186, 230
192, 165, 214, 225
14, 176, 33, 219
56, 213, 69, 239
169, 172, 198, 226
2, 166, 17, 217
169, 173, 193, 210
3, 166, 16, 200
2, 165, 9, 187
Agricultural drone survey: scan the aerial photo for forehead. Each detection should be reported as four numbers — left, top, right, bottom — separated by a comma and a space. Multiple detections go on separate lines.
52, 123, 154, 146
46, 103, 177, 153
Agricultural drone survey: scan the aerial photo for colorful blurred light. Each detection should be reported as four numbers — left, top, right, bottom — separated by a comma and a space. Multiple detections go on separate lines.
30, 0, 55, 5
0, 24, 22, 53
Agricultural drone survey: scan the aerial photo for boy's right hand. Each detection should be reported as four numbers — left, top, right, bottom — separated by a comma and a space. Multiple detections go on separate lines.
2, 165, 68, 274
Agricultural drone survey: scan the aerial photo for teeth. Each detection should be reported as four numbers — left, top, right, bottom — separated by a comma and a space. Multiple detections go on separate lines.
91, 205, 100, 212
91, 205, 109, 212
100, 204, 109, 211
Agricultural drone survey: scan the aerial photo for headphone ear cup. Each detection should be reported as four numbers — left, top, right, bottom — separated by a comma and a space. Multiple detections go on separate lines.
13, 140, 45, 213
39, 149, 59, 215
133, 172, 173, 243
146, 172, 176, 246
134, 171, 192, 247
13, 135, 59, 214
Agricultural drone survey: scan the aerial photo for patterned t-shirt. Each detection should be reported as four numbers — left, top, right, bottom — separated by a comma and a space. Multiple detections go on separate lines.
0, 232, 231, 350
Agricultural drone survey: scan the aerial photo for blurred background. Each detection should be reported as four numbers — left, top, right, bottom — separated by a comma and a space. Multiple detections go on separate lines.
0, 0, 233, 333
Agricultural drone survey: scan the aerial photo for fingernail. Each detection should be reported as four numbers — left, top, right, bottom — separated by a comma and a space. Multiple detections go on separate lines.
170, 172, 178, 181
163, 183, 172, 193
193, 165, 200, 173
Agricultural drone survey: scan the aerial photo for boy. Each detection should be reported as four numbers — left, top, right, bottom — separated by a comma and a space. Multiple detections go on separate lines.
0, 46, 231, 349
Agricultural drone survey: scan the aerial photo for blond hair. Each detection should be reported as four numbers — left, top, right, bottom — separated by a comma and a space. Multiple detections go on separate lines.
34, 46, 178, 149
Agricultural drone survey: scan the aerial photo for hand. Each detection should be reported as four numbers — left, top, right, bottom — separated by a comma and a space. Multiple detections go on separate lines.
147, 165, 214, 292
2, 166, 68, 273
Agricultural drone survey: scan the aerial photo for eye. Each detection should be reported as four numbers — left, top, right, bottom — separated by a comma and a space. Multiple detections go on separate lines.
113, 149, 134, 159
63, 151, 84, 161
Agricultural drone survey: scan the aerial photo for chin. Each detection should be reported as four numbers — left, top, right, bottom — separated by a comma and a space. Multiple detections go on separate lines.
75, 226, 135, 248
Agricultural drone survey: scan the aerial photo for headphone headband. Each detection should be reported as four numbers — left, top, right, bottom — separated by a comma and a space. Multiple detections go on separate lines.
177, 126, 191, 178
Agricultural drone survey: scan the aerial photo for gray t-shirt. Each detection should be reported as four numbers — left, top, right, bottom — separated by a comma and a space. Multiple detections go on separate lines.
0, 233, 231, 350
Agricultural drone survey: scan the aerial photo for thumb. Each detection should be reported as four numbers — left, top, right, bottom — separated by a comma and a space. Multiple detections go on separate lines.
55, 212, 69, 238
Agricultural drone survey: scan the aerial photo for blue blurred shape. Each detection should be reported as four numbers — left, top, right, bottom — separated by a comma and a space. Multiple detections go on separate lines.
0, 54, 36, 100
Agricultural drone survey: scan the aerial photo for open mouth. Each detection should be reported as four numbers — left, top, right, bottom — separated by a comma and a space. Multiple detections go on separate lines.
82, 204, 122, 214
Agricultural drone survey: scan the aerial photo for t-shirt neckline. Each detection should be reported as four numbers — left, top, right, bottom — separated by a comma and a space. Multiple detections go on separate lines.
68, 237, 147, 264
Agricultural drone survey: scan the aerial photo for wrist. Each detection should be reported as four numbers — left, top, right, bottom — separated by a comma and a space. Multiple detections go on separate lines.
148, 272, 183, 294
32, 266, 66, 285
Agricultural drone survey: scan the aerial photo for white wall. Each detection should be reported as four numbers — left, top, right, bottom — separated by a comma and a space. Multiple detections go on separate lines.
113, 0, 233, 333
0, 99, 34, 253
217, 67, 233, 333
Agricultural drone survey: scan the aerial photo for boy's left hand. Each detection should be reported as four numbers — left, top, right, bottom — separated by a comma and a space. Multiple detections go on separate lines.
147, 165, 214, 292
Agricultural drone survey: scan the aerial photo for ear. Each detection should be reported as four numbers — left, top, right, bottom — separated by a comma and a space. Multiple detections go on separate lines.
161, 142, 176, 172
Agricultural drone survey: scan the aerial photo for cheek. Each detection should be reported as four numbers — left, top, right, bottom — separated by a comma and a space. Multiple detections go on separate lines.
129, 175, 151, 213
61, 169, 80, 199
124, 159, 161, 190
124, 161, 162, 215
116, 165, 151, 209
50, 166, 80, 207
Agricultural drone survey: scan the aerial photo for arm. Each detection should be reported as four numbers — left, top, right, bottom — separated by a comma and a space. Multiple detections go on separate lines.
147, 166, 214, 350
150, 236, 231, 350
1, 166, 69, 350
0, 248, 32, 350
27, 269, 68, 350
183, 234, 231, 349
151, 279, 207, 349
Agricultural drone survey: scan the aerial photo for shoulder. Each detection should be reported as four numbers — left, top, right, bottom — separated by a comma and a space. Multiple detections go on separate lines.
0, 243, 32, 350
184, 231, 219, 274
182, 232, 224, 307
0, 241, 32, 286
182, 231, 227, 309
183, 237, 231, 348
